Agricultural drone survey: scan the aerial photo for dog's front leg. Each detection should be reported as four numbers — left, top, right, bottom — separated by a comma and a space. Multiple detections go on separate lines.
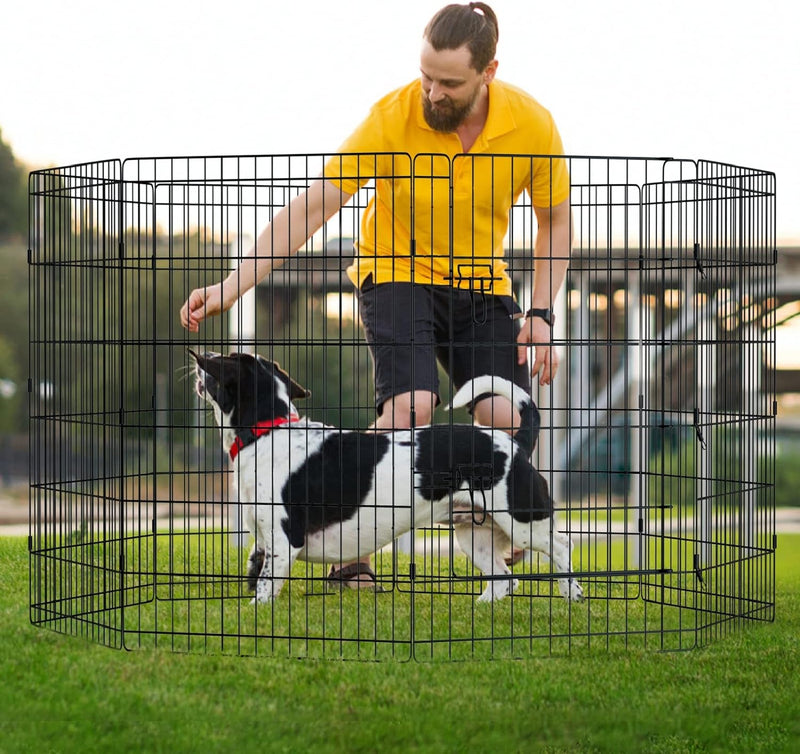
252, 533, 298, 605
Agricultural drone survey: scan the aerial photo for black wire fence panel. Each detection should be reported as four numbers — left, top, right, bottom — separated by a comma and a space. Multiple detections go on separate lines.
27, 155, 776, 658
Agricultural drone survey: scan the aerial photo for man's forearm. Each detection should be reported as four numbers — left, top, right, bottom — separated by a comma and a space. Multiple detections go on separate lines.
224, 179, 349, 301
532, 200, 572, 308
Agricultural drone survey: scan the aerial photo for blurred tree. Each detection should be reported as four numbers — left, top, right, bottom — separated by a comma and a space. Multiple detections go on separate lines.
0, 128, 28, 428
0, 128, 27, 239
0, 242, 27, 408
0, 335, 21, 432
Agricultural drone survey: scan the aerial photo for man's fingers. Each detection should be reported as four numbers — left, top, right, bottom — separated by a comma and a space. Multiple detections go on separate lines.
531, 345, 560, 386
531, 349, 545, 375
180, 290, 208, 331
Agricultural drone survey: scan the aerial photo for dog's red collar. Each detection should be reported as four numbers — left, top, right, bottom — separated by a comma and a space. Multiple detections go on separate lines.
229, 415, 301, 461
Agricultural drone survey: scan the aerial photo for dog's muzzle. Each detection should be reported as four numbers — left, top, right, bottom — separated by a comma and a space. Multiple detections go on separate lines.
188, 349, 218, 400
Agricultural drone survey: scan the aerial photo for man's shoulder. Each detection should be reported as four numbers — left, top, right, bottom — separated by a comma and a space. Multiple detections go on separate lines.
369, 80, 421, 118
336, 80, 420, 153
493, 79, 555, 122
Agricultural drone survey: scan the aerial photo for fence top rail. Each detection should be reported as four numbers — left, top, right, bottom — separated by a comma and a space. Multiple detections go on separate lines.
29, 155, 775, 202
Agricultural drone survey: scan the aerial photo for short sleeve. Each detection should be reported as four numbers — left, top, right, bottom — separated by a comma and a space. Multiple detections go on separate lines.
324, 106, 384, 194
529, 117, 570, 208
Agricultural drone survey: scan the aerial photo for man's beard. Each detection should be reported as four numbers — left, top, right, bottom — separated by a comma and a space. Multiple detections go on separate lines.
422, 83, 482, 132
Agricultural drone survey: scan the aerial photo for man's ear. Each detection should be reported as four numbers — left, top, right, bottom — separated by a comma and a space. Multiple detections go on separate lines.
483, 59, 498, 86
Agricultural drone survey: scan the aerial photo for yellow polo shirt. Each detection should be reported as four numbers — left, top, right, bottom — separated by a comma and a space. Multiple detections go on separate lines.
324, 79, 569, 296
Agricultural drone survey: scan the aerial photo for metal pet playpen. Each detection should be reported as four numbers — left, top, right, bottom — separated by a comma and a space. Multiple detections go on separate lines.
28, 154, 776, 659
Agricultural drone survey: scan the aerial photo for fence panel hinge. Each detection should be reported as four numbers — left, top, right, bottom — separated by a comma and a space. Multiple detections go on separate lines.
692, 554, 705, 586
693, 242, 706, 278
693, 408, 707, 449
118, 242, 125, 259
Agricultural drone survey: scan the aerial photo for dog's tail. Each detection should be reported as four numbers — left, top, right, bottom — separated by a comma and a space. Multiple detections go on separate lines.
447, 376, 540, 457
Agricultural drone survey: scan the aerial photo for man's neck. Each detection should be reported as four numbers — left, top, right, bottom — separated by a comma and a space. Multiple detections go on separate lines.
456, 84, 490, 153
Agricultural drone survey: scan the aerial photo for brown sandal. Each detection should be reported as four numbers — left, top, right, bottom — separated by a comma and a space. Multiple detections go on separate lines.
505, 549, 526, 567
327, 563, 385, 592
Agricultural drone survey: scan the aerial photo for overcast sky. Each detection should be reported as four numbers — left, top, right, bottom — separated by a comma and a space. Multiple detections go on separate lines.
3, 0, 798, 240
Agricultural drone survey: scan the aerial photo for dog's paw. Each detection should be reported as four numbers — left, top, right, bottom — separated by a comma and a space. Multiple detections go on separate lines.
559, 578, 584, 603
250, 581, 278, 605
250, 593, 275, 607
477, 577, 519, 602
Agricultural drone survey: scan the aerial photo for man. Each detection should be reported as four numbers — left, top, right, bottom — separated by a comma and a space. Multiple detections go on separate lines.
180, 2, 572, 589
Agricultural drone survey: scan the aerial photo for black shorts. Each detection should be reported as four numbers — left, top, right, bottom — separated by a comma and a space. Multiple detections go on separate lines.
356, 277, 532, 415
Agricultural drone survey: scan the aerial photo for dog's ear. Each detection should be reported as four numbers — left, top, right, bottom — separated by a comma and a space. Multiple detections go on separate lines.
536, 471, 552, 501
288, 378, 311, 401
284, 371, 312, 401
271, 361, 311, 400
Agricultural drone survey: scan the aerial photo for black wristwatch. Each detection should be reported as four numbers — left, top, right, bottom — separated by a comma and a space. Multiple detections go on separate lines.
525, 307, 555, 327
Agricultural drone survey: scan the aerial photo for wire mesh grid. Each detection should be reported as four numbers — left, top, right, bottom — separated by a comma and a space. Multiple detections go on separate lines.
27, 154, 776, 659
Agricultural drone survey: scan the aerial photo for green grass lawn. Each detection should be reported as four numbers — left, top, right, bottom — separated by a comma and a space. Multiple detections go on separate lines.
2, 534, 799, 753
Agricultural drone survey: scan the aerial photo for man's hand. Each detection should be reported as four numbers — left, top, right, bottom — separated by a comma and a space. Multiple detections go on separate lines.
517, 315, 559, 386
180, 280, 234, 332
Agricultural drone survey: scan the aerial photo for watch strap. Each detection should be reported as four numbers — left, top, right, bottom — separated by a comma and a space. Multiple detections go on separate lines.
524, 307, 555, 326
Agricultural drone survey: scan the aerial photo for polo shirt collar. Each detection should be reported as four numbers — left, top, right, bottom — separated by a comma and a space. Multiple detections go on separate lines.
481, 80, 517, 143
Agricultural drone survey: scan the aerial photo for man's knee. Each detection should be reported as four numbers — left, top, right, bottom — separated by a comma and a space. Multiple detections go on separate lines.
472, 396, 520, 434
375, 391, 437, 429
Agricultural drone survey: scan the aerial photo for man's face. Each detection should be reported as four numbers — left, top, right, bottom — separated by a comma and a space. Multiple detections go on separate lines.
420, 41, 491, 132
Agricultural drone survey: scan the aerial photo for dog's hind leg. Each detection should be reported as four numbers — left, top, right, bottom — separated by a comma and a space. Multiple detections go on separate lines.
453, 519, 518, 602
529, 519, 584, 603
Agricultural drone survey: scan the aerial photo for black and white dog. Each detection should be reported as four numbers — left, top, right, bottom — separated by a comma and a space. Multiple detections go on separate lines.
190, 350, 583, 605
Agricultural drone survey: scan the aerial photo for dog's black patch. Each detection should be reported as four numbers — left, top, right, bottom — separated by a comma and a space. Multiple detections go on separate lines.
506, 455, 553, 522
413, 425, 507, 501
237, 359, 292, 427
280, 432, 391, 548
246, 547, 266, 591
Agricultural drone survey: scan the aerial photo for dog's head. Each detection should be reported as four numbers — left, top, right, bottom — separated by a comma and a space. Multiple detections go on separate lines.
189, 350, 310, 435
